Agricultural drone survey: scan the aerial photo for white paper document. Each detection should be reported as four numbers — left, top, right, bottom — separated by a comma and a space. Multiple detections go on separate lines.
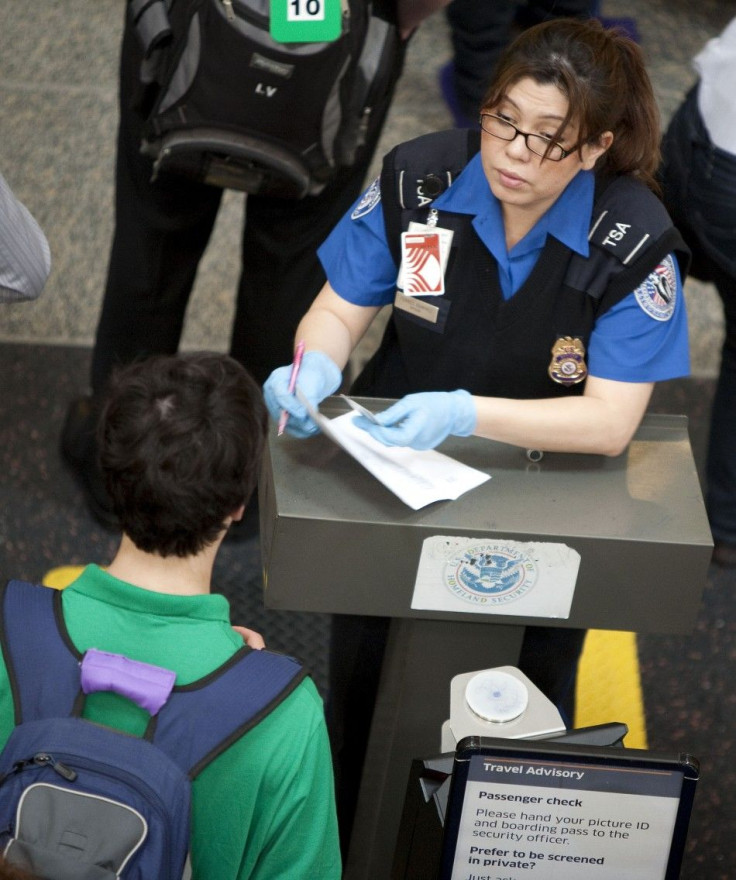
412, 535, 580, 618
298, 394, 490, 510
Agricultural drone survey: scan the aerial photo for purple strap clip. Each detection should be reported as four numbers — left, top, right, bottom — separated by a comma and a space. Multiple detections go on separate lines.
80, 648, 176, 716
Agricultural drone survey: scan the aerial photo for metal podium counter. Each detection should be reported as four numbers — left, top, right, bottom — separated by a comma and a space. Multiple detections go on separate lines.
259, 397, 712, 879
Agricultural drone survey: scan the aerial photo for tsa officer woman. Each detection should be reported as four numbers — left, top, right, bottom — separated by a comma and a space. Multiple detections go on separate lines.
265, 17, 690, 844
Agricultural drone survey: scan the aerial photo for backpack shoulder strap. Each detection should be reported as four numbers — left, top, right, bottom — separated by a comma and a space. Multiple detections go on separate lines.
0, 580, 81, 724
151, 647, 308, 778
0, 581, 307, 778
380, 128, 481, 263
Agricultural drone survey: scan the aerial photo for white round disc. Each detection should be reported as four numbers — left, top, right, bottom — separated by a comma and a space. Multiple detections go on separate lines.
465, 670, 529, 723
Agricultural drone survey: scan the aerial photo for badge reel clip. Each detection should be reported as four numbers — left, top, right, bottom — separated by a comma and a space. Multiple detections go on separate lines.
441, 666, 566, 752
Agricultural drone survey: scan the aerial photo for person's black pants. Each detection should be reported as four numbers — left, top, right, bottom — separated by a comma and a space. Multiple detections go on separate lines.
660, 86, 736, 546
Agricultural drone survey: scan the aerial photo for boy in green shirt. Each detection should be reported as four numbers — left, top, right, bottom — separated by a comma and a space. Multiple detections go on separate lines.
0, 352, 341, 880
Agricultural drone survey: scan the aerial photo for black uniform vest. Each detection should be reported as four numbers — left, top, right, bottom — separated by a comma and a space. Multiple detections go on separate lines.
352, 130, 690, 400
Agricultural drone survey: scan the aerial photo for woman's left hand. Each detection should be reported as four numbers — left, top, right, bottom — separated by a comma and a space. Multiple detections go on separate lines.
353, 390, 476, 450
232, 625, 266, 650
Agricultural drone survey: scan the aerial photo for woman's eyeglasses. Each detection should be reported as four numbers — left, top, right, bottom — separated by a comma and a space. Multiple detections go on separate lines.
479, 114, 572, 161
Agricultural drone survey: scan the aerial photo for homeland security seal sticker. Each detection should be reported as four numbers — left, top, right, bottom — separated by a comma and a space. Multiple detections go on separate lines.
412, 536, 580, 617
444, 542, 538, 607
634, 254, 677, 321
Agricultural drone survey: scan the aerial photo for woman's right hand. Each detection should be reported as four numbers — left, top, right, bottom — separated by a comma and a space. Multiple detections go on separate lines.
263, 350, 342, 437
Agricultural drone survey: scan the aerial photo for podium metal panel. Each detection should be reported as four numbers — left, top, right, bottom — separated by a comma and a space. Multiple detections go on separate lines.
261, 401, 712, 634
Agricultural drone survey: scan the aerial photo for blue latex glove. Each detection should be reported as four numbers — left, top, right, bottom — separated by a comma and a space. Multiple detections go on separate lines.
353, 390, 476, 450
263, 350, 342, 437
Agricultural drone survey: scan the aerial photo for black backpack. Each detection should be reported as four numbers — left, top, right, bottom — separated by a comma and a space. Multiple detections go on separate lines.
0, 579, 306, 879
131, 0, 403, 198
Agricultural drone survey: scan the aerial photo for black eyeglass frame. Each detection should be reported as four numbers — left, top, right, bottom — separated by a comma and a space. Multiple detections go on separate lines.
479, 113, 573, 161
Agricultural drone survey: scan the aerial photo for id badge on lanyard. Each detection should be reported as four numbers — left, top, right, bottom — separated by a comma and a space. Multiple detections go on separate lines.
396, 210, 454, 296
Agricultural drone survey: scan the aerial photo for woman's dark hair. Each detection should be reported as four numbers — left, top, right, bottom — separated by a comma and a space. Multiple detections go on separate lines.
482, 18, 661, 191
0, 857, 39, 880
98, 352, 267, 558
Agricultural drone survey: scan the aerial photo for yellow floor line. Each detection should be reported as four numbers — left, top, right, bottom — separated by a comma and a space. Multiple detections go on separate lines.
575, 629, 648, 749
42, 565, 85, 590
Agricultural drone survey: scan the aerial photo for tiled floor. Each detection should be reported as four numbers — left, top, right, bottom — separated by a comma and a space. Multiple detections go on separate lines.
1, 1, 735, 876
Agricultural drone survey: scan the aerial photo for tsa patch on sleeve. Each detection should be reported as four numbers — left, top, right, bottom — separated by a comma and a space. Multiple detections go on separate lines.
634, 255, 677, 321
350, 177, 381, 220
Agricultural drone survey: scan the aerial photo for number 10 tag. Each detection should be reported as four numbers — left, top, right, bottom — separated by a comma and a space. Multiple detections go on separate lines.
270, 0, 342, 43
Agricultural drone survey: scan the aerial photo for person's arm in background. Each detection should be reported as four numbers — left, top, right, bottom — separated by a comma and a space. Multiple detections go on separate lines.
397, 0, 452, 37
0, 171, 51, 303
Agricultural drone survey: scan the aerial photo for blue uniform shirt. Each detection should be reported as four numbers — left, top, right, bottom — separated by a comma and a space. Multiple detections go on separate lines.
318, 155, 690, 384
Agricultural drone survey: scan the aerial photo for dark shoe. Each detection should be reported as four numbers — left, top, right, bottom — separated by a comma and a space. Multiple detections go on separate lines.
60, 396, 120, 532
711, 540, 736, 568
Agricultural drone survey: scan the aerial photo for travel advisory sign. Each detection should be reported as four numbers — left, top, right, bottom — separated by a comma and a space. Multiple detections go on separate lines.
448, 754, 685, 879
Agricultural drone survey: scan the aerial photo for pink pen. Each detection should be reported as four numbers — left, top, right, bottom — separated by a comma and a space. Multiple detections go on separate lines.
278, 340, 306, 436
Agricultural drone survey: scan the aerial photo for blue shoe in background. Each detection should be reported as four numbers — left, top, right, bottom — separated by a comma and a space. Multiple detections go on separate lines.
438, 61, 479, 129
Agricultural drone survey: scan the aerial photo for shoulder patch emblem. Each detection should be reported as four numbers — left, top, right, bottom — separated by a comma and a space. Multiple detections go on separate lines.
351, 177, 381, 220
634, 255, 677, 321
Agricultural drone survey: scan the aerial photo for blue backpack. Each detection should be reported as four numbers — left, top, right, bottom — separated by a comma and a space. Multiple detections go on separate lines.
0, 580, 306, 879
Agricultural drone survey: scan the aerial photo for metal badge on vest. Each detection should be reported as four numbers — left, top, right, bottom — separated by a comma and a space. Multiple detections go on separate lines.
548, 336, 588, 385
